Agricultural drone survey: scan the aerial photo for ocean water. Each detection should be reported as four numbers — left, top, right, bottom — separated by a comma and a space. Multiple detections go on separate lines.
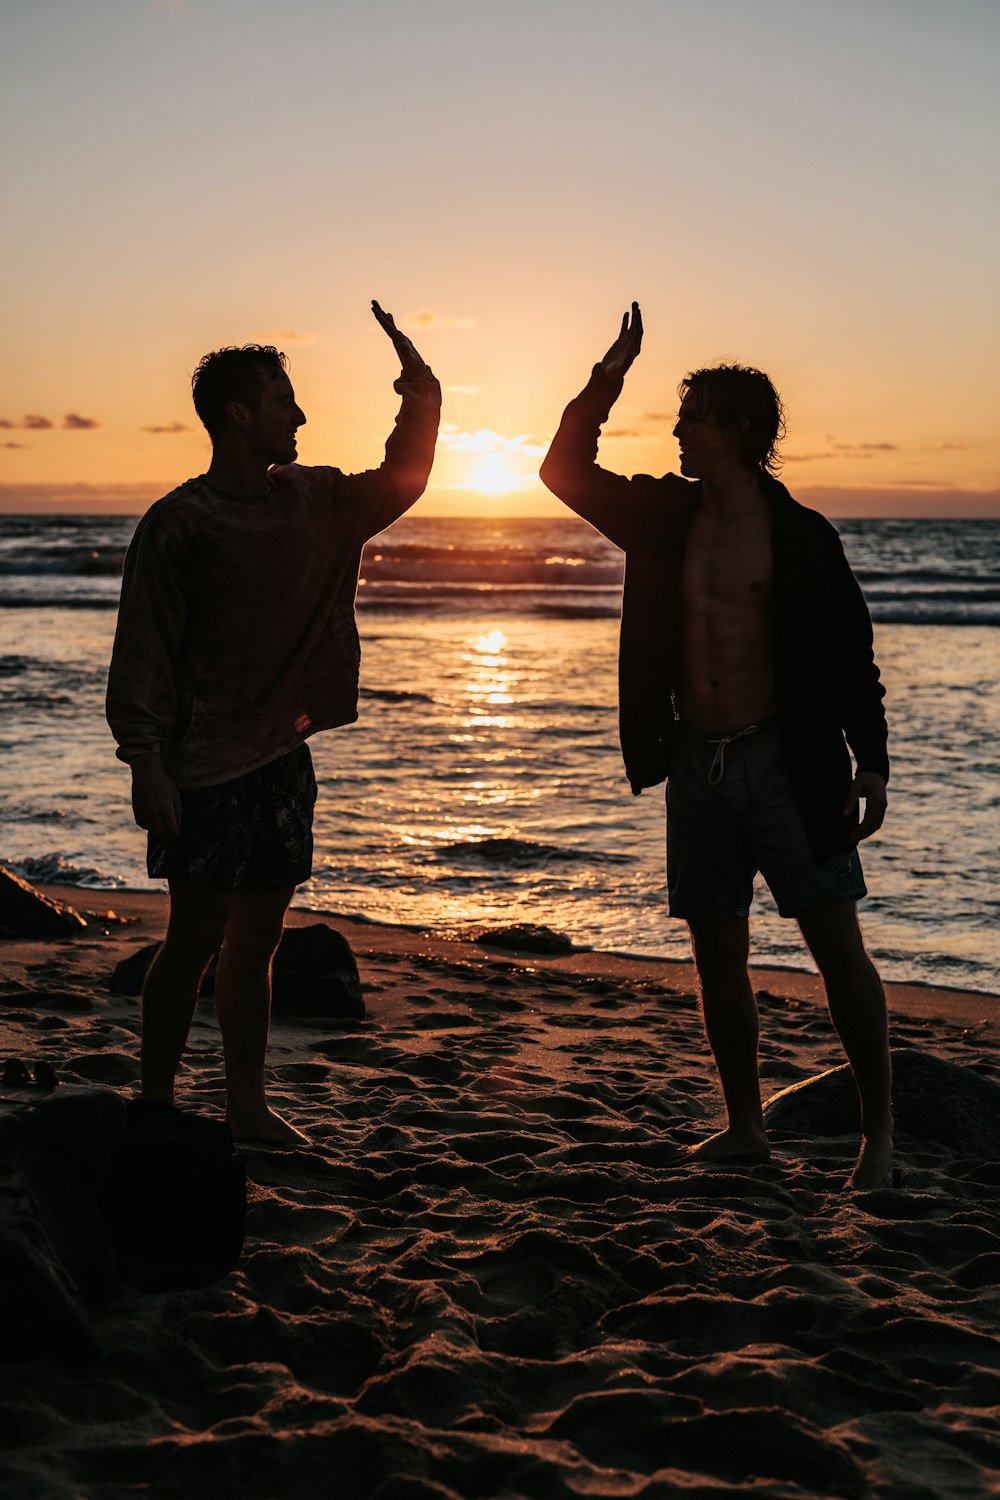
1, 513, 997, 993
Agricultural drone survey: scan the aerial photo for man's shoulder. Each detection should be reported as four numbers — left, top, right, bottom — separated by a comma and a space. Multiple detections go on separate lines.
132, 477, 207, 537
764, 476, 841, 545
270, 462, 345, 495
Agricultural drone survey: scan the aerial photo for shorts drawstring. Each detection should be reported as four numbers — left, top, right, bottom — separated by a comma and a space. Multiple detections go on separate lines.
707, 723, 759, 785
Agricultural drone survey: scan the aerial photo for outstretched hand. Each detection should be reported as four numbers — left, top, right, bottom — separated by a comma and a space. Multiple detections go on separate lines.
844, 771, 887, 844
600, 301, 643, 381
371, 301, 428, 379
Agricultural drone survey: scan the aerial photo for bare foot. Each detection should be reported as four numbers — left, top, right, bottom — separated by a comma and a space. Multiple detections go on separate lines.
847, 1131, 894, 1190
227, 1105, 310, 1148
687, 1126, 771, 1165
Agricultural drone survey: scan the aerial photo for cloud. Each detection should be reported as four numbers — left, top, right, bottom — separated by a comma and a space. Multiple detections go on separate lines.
446, 385, 480, 395
22, 414, 54, 430
260, 328, 317, 345
403, 310, 477, 331
831, 440, 898, 453
927, 442, 966, 452
605, 427, 647, 439
784, 451, 836, 463
643, 411, 675, 423
63, 412, 100, 430
141, 421, 193, 434
437, 422, 545, 457
3, 441, 30, 449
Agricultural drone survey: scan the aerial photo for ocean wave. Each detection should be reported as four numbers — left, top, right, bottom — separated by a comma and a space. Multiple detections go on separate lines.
434, 836, 632, 868
7, 853, 127, 888
0, 595, 119, 609
0, 547, 126, 577
361, 686, 436, 704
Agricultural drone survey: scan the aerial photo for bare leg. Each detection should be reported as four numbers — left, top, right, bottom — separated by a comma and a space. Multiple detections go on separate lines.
798, 898, 893, 1189
214, 886, 309, 1147
141, 881, 230, 1103
687, 916, 771, 1162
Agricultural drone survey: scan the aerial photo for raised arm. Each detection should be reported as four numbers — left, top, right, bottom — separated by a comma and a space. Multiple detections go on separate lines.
344, 303, 442, 538
539, 303, 655, 550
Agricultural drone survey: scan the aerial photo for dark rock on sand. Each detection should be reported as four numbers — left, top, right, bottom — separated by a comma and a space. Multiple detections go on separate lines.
0, 1090, 125, 1361
764, 1045, 1000, 1155
271, 924, 364, 1020
108, 940, 160, 997
0, 865, 88, 939
109, 922, 364, 1020
472, 923, 575, 955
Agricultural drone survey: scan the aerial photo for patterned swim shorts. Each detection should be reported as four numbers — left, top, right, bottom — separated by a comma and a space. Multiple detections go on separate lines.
147, 743, 317, 891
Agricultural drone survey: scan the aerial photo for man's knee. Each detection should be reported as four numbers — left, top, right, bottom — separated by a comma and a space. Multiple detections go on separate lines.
688, 917, 750, 982
162, 884, 229, 964
223, 888, 294, 961
798, 899, 872, 977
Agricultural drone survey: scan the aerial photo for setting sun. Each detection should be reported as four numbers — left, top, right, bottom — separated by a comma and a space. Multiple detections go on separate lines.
466, 454, 522, 496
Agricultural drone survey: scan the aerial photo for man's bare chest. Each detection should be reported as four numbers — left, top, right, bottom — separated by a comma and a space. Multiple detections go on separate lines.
681, 515, 774, 614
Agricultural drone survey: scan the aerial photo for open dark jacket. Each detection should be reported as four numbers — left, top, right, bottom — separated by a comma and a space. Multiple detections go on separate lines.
539, 366, 889, 860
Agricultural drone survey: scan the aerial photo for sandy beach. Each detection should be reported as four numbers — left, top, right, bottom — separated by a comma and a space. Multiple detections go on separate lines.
2, 882, 999, 1498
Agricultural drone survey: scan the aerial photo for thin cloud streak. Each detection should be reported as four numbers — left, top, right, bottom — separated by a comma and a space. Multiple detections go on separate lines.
437, 423, 545, 457
260, 329, 318, 345
404, 311, 477, 331
141, 421, 193, 434
63, 413, 100, 430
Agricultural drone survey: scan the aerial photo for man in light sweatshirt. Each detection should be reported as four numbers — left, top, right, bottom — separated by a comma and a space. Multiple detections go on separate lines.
540, 305, 893, 1189
107, 304, 441, 1145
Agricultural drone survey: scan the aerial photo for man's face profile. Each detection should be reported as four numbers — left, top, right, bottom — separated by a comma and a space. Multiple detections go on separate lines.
672, 388, 739, 480
232, 371, 306, 468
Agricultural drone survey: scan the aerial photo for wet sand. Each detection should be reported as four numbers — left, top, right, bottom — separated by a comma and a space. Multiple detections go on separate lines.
1, 884, 999, 1498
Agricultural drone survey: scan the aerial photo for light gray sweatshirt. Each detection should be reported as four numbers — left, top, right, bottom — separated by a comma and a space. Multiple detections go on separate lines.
106, 371, 441, 788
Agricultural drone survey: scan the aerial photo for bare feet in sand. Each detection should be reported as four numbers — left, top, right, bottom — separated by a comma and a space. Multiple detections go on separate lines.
848, 1131, 894, 1190
227, 1105, 310, 1149
687, 1126, 771, 1165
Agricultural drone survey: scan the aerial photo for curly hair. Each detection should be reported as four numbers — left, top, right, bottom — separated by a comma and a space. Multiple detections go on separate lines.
191, 345, 288, 440
679, 364, 786, 476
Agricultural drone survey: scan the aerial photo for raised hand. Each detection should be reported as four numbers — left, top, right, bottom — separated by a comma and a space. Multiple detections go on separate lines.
371, 301, 429, 379
600, 302, 643, 381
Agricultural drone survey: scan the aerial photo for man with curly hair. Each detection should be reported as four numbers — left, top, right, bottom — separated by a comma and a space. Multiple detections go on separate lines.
108, 304, 440, 1145
540, 304, 892, 1189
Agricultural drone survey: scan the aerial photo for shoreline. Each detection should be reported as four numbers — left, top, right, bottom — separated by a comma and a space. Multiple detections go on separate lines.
39, 880, 1000, 1026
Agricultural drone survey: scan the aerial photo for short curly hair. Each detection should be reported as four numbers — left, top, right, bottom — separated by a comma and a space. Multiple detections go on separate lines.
679, 364, 785, 476
191, 345, 288, 440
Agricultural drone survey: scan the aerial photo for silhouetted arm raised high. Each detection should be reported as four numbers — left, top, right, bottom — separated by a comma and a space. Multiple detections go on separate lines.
343, 303, 443, 538
540, 304, 666, 549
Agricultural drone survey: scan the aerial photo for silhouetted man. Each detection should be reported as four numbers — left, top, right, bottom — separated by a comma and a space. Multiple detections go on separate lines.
107, 304, 440, 1145
540, 304, 892, 1188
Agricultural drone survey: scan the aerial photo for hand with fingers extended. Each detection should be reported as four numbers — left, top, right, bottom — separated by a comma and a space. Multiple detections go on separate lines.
600, 301, 643, 381
371, 301, 429, 380
844, 770, 887, 844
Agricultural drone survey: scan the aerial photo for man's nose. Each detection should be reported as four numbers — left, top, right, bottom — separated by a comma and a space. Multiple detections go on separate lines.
295, 406, 306, 427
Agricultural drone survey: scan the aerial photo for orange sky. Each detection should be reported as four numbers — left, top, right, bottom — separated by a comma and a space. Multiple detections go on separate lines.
1, 1, 997, 517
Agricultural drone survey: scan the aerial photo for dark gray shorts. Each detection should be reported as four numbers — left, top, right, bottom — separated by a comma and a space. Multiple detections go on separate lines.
147, 743, 317, 891
666, 719, 866, 921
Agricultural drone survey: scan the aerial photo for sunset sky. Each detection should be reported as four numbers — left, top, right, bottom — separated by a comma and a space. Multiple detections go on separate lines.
1, 0, 997, 516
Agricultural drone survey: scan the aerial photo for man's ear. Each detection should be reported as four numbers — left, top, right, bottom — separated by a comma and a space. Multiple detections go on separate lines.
227, 400, 252, 432
738, 416, 750, 436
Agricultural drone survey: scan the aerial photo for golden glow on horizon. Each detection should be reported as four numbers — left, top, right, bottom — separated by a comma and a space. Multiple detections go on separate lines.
465, 454, 523, 496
